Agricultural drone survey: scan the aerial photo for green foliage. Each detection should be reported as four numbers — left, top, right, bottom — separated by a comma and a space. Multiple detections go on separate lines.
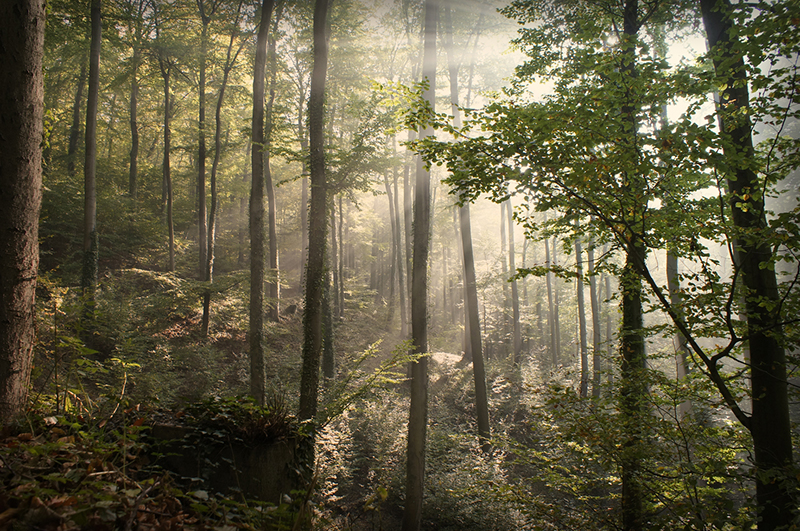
183, 393, 298, 445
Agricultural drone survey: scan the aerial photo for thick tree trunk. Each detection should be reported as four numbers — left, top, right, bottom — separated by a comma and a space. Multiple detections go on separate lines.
0, 0, 45, 424
403, 2, 437, 529
250, 0, 275, 406
299, 0, 329, 422
82, 0, 101, 297
700, 1, 794, 527
619, 3, 646, 529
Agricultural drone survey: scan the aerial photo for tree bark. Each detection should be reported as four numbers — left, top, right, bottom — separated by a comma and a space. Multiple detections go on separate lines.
0, 0, 45, 425
299, 0, 329, 422
544, 219, 557, 366
68, 59, 87, 179
700, 0, 795, 527
129, 43, 139, 200
250, 0, 275, 406
618, 3, 646, 529
82, 0, 101, 298
403, 3, 437, 530
506, 199, 521, 363
158, 59, 174, 272
202, 2, 244, 337
264, 2, 284, 322
588, 234, 602, 398
575, 230, 588, 398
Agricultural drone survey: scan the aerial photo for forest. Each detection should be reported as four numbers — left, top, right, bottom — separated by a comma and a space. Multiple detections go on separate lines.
1, 0, 799, 529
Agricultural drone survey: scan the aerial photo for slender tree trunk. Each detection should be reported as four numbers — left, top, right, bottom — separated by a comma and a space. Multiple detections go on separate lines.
250, 0, 275, 406
604, 267, 614, 386
202, 6, 243, 337
330, 200, 340, 318
575, 229, 588, 398
299, 0, 329, 422
129, 44, 140, 200
82, 0, 101, 304
544, 221, 556, 366
403, 2, 437, 529
197, 18, 209, 277
506, 199, 521, 363
700, 1, 794, 526
499, 202, 509, 354
391, 147, 408, 336
68, 59, 87, 179
159, 60, 175, 272
264, 2, 284, 322
0, 0, 45, 424
322, 268, 334, 379
551, 237, 562, 362
384, 172, 399, 326
588, 234, 602, 398
403, 129, 415, 303
338, 194, 344, 317
299, 104, 309, 290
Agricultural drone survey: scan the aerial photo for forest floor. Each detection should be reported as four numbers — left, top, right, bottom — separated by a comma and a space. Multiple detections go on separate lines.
4, 272, 500, 530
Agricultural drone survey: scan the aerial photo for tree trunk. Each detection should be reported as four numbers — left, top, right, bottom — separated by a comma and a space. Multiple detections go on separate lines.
588, 234, 602, 398
330, 200, 340, 318
700, 1, 795, 526
618, 4, 646, 529
544, 221, 556, 366
250, 0, 275, 406
265, 2, 284, 322
575, 230, 588, 398
202, 5, 243, 337
68, 59, 87, 179
299, 0, 329, 422
390, 146, 408, 336
197, 17, 209, 278
506, 199, 521, 363
82, 0, 101, 299
403, 2, 437, 529
551, 237, 562, 363
129, 43, 140, 200
338, 194, 344, 317
499, 202, 509, 355
0, 0, 45, 425
384, 172, 399, 326
159, 59, 174, 272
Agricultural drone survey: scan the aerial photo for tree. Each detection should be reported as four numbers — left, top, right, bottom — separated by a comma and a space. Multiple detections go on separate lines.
250, 0, 275, 406
264, 1, 284, 322
0, 0, 46, 424
413, 0, 800, 525
403, 1, 437, 529
443, 0, 489, 448
195, 0, 222, 278
298, 0, 330, 422
201, 0, 248, 337
82, 0, 101, 298
699, 0, 795, 526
